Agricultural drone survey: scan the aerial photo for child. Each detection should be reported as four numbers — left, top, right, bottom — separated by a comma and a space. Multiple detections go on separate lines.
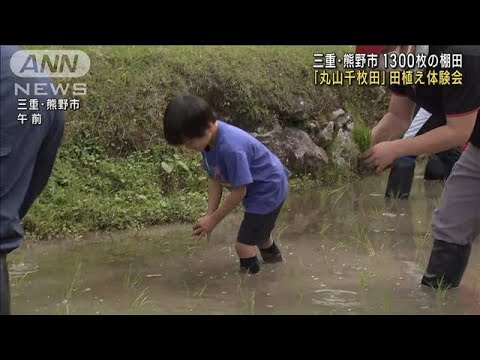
163, 95, 289, 274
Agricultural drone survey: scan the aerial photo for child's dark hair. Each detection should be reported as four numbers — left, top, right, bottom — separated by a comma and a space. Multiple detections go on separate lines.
163, 95, 216, 145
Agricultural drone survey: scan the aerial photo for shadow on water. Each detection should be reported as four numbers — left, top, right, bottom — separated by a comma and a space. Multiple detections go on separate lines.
9, 172, 480, 314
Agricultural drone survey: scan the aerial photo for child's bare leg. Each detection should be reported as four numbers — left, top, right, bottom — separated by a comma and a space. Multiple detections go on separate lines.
236, 201, 285, 273
236, 242, 256, 257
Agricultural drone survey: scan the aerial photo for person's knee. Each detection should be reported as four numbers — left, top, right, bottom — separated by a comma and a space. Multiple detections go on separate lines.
235, 242, 256, 258
236, 239, 260, 274
258, 236, 273, 249
259, 239, 283, 263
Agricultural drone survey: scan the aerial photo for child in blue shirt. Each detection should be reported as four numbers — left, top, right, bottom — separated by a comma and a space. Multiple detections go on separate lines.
163, 95, 289, 274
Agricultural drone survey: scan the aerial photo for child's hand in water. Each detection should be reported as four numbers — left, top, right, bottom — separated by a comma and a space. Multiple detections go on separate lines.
193, 214, 217, 240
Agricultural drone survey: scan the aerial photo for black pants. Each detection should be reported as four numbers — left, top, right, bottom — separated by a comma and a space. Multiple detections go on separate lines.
237, 201, 284, 246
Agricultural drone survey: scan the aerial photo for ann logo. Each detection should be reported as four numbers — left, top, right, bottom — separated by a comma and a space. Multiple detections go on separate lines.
11, 50, 90, 78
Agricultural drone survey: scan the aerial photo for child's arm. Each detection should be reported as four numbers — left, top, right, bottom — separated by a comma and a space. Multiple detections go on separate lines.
210, 185, 246, 224
207, 176, 223, 215
193, 185, 246, 237
194, 150, 251, 236
210, 150, 251, 223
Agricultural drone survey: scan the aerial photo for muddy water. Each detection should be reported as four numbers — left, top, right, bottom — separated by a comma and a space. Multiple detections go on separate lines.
9, 172, 480, 315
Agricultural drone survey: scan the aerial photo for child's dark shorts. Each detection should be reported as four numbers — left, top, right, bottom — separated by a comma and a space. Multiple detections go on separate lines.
237, 201, 284, 246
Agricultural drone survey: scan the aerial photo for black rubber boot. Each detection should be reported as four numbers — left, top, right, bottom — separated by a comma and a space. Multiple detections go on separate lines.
260, 242, 283, 263
0, 253, 11, 315
421, 239, 472, 289
385, 157, 416, 199
439, 148, 461, 179
424, 155, 447, 180
240, 256, 260, 274
259, 241, 283, 263
425, 149, 461, 181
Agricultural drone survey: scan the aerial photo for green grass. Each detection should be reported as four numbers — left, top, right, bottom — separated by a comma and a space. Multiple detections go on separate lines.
65, 260, 83, 300
58, 259, 83, 315
24, 45, 355, 153
182, 279, 209, 312
23, 144, 208, 238
382, 290, 392, 314
327, 183, 351, 209
125, 264, 142, 289
131, 287, 149, 311
359, 267, 371, 290
193, 279, 209, 299
319, 223, 332, 237
272, 222, 288, 244
350, 223, 375, 256
433, 278, 450, 305
289, 161, 357, 189
236, 274, 256, 315
17, 45, 382, 240
414, 231, 430, 251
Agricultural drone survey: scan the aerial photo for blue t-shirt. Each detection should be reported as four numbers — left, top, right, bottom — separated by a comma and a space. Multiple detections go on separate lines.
201, 120, 289, 215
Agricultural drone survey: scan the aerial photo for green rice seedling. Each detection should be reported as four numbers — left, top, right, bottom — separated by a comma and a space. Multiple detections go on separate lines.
353, 121, 372, 153
131, 287, 149, 310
